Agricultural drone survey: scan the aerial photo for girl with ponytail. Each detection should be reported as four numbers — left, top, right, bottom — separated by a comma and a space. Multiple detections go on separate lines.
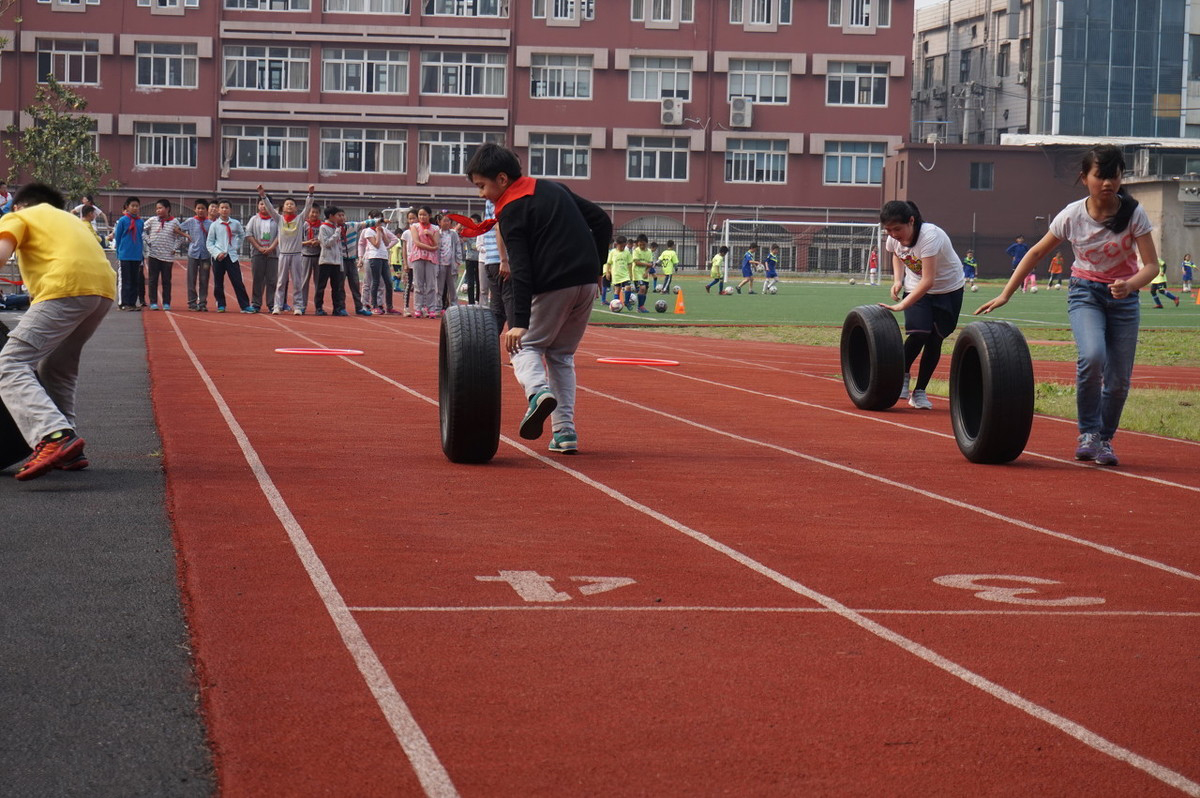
976, 145, 1160, 466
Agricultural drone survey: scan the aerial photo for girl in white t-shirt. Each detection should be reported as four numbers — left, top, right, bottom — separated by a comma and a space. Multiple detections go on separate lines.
879, 200, 966, 410
976, 145, 1159, 466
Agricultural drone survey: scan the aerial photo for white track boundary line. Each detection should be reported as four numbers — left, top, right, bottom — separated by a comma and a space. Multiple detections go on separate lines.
165, 315, 459, 798
218, 319, 1200, 794
349, 605, 1200, 618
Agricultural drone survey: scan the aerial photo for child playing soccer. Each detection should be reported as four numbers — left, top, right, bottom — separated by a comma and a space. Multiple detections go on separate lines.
658, 240, 679, 294
735, 243, 759, 294
1181, 253, 1194, 293
0, 183, 117, 479
762, 244, 780, 292
1149, 259, 1180, 308
977, 145, 1160, 466
605, 236, 632, 309
706, 246, 728, 294
961, 249, 978, 289
630, 234, 653, 312
464, 142, 612, 454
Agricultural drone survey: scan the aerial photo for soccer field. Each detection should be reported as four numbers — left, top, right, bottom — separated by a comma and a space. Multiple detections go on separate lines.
591, 276, 1200, 332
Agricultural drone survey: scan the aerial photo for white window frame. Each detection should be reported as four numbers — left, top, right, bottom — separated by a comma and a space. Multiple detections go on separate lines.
626, 135, 689, 181
136, 42, 199, 89
724, 138, 787, 184
137, 0, 202, 7
727, 59, 789, 104
530, 53, 593, 99
631, 0, 694, 23
322, 48, 408, 94
531, 0, 594, 20
223, 45, 311, 91
828, 0, 890, 29
37, 0, 103, 6
222, 125, 309, 171
628, 56, 692, 102
826, 61, 888, 107
320, 127, 407, 173
730, 0, 792, 25
36, 38, 100, 85
135, 122, 198, 168
418, 130, 504, 176
419, 51, 506, 97
423, 0, 506, 17
225, 0, 312, 8
324, 0, 410, 11
823, 140, 885, 186
528, 133, 591, 179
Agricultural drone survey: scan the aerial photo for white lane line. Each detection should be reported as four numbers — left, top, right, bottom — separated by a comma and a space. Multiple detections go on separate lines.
581, 383, 1200, 583
165, 315, 459, 798
349, 605, 1200, 618
232, 321, 1200, 795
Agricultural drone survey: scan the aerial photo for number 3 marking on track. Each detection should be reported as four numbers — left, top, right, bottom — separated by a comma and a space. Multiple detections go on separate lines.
933, 574, 1105, 606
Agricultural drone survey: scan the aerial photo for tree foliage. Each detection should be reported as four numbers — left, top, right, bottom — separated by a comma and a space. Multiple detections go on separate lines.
3, 77, 118, 202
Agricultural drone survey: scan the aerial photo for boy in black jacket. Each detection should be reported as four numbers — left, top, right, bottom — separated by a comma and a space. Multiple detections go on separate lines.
465, 143, 612, 454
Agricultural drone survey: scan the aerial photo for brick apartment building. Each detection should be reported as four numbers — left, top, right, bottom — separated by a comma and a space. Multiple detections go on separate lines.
2, 0, 911, 269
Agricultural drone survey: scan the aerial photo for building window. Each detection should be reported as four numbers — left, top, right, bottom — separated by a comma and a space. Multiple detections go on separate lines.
324, 0, 410, 11
136, 42, 199, 88
135, 122, 198, 168
724, 138, 786, 183
627, 136, 688, 181
424, 0, 505, 16
138, 0, 201, 7
420, 52, 506, 96
224, 45, 310, 91
923, 55, 945, 89
35, 39, 100, 85
530, 54, 592, 99
225, 0, 312, 8
823, 140, 885, 186
996, 42, 1011, 78
419, 130, 504, 175
528, 133, 590, 178
969, 162, 994, 191
826, 62, 887, 107
222, 125, 309, 170
731, 0, 792, 25
532, 0, 594, 19
322, 48, 408, 93
828, 0, 889, 28
628, 56, 692, 101
631, 0, 694, 22
321, 128, 407, 173
728, 59, 789, 104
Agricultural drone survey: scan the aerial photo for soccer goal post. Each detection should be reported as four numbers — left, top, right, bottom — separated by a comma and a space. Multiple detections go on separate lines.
719, 219, 883, 282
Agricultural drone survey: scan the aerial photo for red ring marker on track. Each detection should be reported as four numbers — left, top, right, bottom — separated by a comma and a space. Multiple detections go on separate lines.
274, 348, 364, 356
596, 357, 680, 366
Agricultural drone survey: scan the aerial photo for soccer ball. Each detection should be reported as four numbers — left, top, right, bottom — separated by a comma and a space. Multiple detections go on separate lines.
1031, 285, 1039, 293
848, 278, 856, 285
609, 298, 623, 312
722, 286, 735, 295
766, 285, 778, 294
970, 285, 979, 292
1054, 284, 1062, 290
654, 299, 668, 313
672, 285, 681, 294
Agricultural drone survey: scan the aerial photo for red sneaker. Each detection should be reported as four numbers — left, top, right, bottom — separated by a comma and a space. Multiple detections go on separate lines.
15, 432, 85, 481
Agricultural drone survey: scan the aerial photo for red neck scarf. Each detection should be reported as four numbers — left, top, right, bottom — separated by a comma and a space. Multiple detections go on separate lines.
258, 211, 272, 220
221, 220, 233, 242
194, 215, 206, 222
123, 212, 140, 245
282, 213, 298, 223
450, 176, 537, 238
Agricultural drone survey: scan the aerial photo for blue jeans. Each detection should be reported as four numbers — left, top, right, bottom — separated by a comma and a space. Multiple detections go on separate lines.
1067, 277, 1140, 440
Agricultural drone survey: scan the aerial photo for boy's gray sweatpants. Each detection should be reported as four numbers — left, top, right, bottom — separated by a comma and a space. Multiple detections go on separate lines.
0, 295, 112, 446
510, 282, 596, 436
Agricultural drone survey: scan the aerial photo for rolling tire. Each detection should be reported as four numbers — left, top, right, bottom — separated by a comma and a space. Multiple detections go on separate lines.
0, 320, 33, 471
439, 305, 501, 464
949, 321, 1034, 464
840, 304, 905, 410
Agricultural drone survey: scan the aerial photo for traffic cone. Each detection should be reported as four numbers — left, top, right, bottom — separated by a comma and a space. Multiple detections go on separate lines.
674, 287, 686, 314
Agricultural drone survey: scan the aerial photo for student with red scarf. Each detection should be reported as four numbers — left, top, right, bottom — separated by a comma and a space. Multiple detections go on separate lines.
258, 183, 314, 315
112, 197, 146, 311
142, 199, 188, 310
245, 198, 279, 312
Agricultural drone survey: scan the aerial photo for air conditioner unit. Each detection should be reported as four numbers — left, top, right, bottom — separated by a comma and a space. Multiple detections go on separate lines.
915, 89, 929, 102
730, 97, 753, 128
1016, 70, 1029, 85
661, 97, 683, 126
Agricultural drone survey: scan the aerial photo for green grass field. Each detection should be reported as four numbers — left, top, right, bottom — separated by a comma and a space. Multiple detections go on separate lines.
591, 275, 1200, 440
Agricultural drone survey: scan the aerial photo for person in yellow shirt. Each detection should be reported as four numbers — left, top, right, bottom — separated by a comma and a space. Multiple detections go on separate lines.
657, 239, 679, 294
605, 236, 633, 310
705, 246, 729, 293
0, 183, 116, 480
629, 233, 653, 312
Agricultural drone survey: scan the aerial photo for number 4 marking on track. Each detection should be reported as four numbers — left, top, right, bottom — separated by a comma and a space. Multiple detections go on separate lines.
934, 574, 1105, 606
476, 571, 636, 602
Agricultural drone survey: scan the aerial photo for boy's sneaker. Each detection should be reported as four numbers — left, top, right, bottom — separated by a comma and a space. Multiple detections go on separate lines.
1096, 439, 1120, 466
315, 309, 328, 316
1175, 296, 1181, 307
216, 306, 226, 313
149, 303, 159, 310
333, 309, 349, 316
294, 309, 304, 315
15, 431, 85, 481
519, 389, 557, 440
356, 308, 372, 316
241, 307, 257, 314
1074, 432, 1101, 461
548, 431, 578, 454
898, 375, 912, 401
56, 450, 90, 471
908, 389, 933, 410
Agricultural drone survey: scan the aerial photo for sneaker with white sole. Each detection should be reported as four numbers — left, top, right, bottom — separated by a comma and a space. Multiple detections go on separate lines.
1074, 432, 1101, 461
1095, 439, 1119, 466
548, 431, 578, 454
899, 375, 912, 401
908, 388, 933, 410
519, 389, 557, 440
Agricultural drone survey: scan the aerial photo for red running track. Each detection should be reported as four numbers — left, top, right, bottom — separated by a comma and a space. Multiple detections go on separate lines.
143, 309, 1200, 796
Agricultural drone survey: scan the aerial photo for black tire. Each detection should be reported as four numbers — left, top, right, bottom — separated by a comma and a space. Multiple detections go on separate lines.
840, 304, 905, 411
439, 305, 501, 464
949, 321, 1034, 464
0, 319, 33, 471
